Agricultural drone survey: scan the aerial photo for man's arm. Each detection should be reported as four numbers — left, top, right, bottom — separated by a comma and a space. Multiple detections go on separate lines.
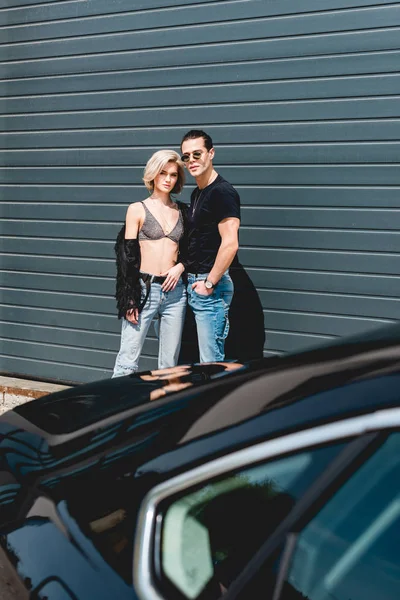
209, 217, 240, 284
192, 217, 240, 294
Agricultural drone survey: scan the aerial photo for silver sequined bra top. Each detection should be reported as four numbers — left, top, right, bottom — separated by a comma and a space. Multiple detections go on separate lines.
138, 202, 184, 243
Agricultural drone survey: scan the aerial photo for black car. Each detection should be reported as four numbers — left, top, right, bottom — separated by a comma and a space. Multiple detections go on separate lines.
1, 325, 400, 600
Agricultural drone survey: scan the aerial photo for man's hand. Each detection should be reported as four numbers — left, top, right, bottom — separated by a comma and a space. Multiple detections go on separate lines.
126, 307, 139, 324
192, 280, 214, 296
161, 263, 185, 292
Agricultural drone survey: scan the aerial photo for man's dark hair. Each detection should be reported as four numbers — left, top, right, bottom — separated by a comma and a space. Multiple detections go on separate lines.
181, 129, 213, 151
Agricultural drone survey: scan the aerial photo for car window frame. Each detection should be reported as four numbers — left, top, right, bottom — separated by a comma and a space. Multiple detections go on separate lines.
154, 444, 345, 600
223, 431, 383, 600
133, 407, 400, 600
270, 428, 400, 600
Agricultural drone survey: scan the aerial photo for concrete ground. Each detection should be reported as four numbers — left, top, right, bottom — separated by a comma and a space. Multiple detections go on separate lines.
0, 546, 26, 600
0, 376, 70, 416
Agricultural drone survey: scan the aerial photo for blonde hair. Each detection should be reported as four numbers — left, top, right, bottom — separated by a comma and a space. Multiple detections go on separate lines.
143, 149, 185, 195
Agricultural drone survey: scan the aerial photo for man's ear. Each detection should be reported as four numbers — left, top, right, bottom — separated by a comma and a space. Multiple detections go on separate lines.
209, 147, 215, 160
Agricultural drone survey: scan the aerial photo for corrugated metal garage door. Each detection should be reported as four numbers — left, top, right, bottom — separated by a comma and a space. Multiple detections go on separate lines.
1, 0, 399, 383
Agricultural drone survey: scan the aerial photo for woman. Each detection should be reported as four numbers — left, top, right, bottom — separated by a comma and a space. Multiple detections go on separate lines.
112, 150, 188, 377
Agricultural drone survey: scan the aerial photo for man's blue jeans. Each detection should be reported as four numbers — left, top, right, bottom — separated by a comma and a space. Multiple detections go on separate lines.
187, 272, 234, 363
112, 279, 187, 377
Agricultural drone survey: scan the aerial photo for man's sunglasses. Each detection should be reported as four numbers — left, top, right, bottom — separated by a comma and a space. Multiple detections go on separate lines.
180, 150, 204, 163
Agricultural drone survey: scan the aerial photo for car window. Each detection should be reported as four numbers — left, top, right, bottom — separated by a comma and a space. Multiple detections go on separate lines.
282, 433, 400, 600
159, 442, 346, 600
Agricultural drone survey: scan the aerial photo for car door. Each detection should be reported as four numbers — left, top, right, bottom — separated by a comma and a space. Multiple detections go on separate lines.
133, 405, 400, 600
265, 431, 400, 600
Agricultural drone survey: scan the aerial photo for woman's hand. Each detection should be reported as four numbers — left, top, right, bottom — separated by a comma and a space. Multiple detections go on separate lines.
161, 263, 185, 292
126, 307, 139, 324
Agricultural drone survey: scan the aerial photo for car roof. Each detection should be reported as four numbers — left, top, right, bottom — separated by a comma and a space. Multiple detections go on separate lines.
2, 324, 400, 485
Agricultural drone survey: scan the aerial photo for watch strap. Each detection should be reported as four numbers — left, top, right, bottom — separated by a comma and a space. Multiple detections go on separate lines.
205, 278, 215, 289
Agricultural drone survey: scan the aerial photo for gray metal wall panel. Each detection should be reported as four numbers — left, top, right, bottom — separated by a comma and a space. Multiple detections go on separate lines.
2, 29, 400, 79
2, 166, 400, 185
3, 7, 400, 63
2, 0, 397, 28
1, 0, 399, 383
3, 206, 400, 231
3, 118, 400, 139
2, 186, 400, 207
3, 75, 400, 113
3, 109, 400, 134
4, 144, 400, 165
2, 51, 400, 97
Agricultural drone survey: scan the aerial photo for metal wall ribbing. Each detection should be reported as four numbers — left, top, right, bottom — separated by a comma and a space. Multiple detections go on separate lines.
1, 0, 399, 383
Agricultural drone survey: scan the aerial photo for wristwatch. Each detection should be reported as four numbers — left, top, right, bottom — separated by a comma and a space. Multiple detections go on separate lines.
204, 278, 215, 290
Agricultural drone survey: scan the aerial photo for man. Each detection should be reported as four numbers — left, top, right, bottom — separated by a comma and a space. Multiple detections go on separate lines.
180, 129, 241, 362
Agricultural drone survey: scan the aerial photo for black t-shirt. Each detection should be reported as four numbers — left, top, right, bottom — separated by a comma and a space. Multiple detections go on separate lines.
186, 175, 241, 273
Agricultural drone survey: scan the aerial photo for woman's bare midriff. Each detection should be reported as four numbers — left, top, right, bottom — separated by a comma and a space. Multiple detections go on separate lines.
139, 237, 179, 275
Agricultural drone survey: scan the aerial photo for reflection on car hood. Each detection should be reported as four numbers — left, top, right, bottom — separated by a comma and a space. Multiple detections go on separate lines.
0, 360, 271, 489
1, 323, 400, 497
9, 361, 250, 436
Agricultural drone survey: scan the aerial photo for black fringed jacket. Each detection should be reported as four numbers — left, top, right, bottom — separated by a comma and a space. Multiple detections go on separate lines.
114, 201, 189, 319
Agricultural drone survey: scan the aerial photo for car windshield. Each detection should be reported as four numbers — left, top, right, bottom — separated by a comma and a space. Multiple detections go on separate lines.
56, 442, 346, 587
286, 434, 400, 600
157, 442, 347, 598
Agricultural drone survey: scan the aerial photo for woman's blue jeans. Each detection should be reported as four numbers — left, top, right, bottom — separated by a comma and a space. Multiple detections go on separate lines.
187, 272, 234, 363
112, 279, 187, 377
